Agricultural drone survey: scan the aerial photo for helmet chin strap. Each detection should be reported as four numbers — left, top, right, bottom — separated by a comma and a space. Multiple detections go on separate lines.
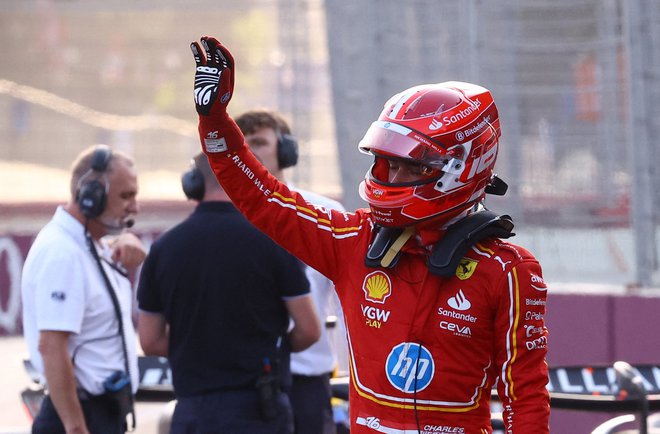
381, 227, 415, 267
365, 226, 415, 268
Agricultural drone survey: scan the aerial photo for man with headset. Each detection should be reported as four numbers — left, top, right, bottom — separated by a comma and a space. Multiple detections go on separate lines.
235, 109, 347, 434
136, 152, 321, 434
22, 144, 145, 434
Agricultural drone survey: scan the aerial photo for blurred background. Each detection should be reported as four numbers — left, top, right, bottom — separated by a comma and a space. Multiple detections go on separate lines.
1, 0, 660, 433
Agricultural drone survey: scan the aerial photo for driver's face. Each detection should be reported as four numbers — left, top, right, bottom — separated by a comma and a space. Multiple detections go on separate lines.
387, 159, 438, 183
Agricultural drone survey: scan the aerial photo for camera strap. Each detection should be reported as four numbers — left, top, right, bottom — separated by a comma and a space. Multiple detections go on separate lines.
86, 232, 136, 431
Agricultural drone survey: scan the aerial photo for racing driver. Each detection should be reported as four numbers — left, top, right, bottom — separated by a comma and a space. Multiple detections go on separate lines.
189, 36, 550, 434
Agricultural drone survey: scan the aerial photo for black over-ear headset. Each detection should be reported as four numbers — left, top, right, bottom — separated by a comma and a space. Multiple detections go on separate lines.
181, 161, 205, 201
181, 130, 299, 201
181, 127, 299, 201
76, 145, 113, 219
276, 130, 299, 169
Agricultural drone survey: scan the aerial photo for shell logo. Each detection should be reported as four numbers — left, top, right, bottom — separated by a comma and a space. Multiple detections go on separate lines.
362, 271, 392, 304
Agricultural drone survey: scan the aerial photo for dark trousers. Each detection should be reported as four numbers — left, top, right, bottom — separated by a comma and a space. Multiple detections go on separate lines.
290, 373, 336, 434
32, 394, 125, 434
170, 389, 293, 434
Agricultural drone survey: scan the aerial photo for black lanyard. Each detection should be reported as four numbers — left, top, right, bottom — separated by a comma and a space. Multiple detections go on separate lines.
86, 232, 136, 431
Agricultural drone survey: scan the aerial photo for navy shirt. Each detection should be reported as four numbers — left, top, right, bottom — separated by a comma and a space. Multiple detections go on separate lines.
137, 201, 309, 397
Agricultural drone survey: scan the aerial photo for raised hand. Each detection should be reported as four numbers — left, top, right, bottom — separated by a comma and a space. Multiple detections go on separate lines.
190, 36, 243, 155
190, 36, 235, 117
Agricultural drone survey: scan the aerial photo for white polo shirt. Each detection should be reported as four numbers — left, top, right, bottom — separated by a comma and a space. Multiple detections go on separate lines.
288, 187, 348, 376
21, 206, 138, 395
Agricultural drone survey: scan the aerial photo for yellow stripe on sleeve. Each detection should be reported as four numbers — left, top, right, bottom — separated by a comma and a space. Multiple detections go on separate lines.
506, 267, 521, 400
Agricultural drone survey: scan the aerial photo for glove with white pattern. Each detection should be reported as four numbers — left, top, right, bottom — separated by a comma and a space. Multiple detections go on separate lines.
190, 36, 243, 155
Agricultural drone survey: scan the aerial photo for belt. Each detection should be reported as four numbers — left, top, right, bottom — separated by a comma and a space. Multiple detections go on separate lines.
76, 388, 102, 401
45, 388, 99, 401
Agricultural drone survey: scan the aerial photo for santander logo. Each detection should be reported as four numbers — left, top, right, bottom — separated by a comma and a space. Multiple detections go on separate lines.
428, 118, 443, 131
447, 290, 471, 311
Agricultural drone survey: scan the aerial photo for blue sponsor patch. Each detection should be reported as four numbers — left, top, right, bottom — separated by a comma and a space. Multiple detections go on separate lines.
385, 342, 434, 393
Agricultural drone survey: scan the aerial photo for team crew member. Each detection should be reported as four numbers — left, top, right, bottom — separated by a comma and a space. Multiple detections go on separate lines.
137, 153, 320, 434
188, 36, 550, 433
22, 145, 144, 434
236, 109, 347, 434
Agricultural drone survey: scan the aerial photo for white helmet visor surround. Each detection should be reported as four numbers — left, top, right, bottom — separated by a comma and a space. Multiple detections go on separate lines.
358, 121, 468, 186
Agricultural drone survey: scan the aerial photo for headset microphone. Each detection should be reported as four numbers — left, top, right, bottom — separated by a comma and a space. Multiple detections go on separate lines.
100, 218, 135, 234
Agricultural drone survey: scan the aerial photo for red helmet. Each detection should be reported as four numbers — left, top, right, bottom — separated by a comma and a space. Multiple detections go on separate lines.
358, 81, 502, 227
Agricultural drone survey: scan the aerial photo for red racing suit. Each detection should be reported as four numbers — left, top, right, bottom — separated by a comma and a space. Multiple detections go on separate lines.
203, 142, 550, 434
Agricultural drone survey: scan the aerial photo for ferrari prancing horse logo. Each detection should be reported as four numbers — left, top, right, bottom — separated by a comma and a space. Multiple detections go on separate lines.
456, 257, 478, 280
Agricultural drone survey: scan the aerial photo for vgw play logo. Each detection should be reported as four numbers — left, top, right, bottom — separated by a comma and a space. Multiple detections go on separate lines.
386, 342, 435, 393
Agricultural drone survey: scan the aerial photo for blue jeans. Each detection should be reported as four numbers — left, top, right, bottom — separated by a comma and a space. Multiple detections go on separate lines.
170, 389, 294, 434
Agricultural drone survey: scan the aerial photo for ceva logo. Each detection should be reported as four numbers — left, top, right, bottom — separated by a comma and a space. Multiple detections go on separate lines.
362, 271, 392, 304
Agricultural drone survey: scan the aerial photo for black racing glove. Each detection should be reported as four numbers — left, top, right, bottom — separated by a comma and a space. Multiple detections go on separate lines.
190, 36, 243, 155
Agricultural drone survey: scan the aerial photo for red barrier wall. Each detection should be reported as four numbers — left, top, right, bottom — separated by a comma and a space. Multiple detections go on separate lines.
0, 234, 32, 336
546, 291, 660, 432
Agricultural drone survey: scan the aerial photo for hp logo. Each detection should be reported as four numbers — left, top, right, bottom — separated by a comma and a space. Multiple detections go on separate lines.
385, 342, 434, 393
